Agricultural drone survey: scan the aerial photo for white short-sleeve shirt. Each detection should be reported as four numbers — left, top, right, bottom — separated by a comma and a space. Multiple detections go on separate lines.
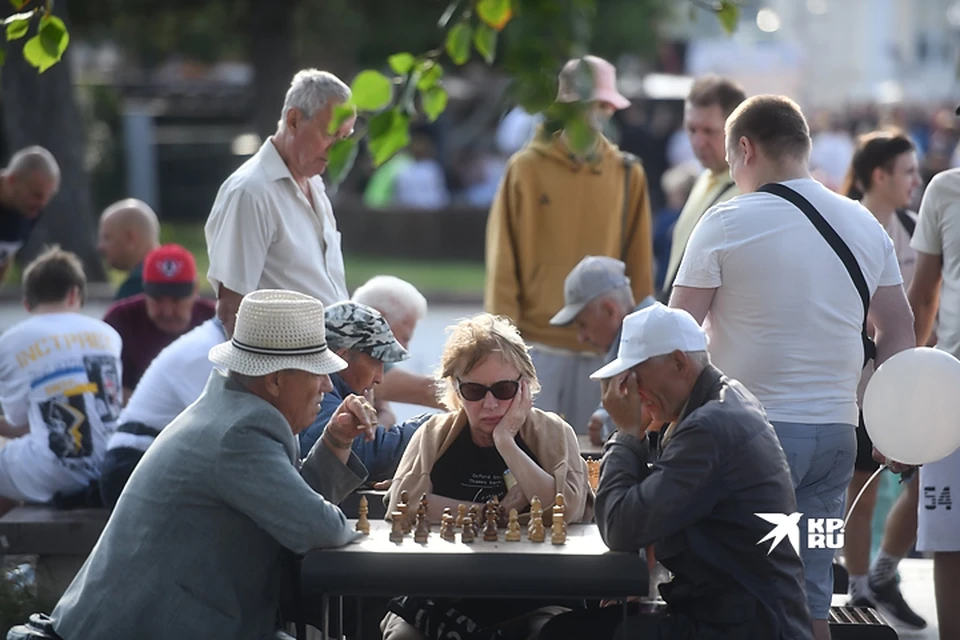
0, 312, 123, 501
108, 318, 226, 453
204, 139, 349, 305
912, 168, 960, 359
676, 178, 902, 425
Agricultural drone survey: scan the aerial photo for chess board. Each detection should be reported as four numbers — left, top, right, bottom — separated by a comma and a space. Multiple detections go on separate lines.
301, 520, 648, 600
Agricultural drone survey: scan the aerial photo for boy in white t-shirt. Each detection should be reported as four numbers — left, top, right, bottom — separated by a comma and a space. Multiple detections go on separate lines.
0, 247, 123, 514
671, 95, 916, 640
906, 166, 960, 639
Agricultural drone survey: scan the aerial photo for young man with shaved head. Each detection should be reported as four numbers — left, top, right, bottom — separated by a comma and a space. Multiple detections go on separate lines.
97, 198, 161, 300
0, 145, 60, 283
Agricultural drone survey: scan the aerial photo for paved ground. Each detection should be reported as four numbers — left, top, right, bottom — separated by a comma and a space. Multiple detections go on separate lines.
0, 300, 941, 636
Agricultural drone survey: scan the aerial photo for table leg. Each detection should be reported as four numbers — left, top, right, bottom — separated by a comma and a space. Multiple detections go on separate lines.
338, 596, 344, 639
322, 594, 330, 639
356, 596, 363, 640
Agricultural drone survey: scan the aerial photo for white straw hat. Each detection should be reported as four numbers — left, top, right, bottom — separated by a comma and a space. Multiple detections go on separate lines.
209, 289, 347, 377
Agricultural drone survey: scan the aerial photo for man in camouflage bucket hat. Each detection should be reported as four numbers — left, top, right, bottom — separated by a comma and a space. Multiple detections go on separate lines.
299, 301, 431, 482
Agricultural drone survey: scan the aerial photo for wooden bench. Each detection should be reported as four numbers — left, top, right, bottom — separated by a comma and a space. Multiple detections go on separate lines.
0, 505, 109, 602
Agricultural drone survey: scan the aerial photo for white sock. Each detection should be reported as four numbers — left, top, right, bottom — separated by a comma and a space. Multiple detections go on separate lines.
870, 549, 902, 585
848, 574, 868, 598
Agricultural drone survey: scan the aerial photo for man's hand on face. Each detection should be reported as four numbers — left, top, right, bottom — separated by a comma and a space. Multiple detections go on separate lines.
323, 394, 378, 448
587, 412, 604, 446
600, 371, 651, 440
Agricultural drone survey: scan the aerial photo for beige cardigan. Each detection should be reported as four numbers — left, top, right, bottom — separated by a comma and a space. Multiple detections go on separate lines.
385, 407, 594, 523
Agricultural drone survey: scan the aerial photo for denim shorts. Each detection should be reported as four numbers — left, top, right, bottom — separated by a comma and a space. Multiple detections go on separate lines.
771, 421, 856, 620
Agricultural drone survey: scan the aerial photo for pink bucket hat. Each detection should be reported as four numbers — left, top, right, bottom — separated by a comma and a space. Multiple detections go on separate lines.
556, 55, 630, 110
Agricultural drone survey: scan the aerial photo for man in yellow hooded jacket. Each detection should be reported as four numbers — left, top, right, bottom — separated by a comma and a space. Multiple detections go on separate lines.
484, 55, 654, 434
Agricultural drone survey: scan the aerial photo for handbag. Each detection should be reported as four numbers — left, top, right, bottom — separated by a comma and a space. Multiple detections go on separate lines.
757, 183, 876, 367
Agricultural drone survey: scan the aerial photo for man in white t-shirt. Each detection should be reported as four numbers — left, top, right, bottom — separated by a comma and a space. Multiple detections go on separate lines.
670, 95, 915, 640
99, 317, 226, 507
0, 247, 123, 514
906, 166, 960, 639
205, 69, 358, 336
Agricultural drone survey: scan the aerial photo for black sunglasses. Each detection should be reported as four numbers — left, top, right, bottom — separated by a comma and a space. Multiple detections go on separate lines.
456, 376, 522, 402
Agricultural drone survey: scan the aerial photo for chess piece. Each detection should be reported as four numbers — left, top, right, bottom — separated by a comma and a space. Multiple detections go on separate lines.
483, 507, 499, 541
587, 459, 600, 491
398, 491, 410, 534
414, 507, 430, 543
455, 504, 466, 529
468, 505, 482, 535
554, 493, 566, 523
551, 494, 567, 545
420, 493, 429, 514
440, 513, 456, 542
461, 516, 475, 543
443, 506, 453, 524
356, 495, 370, 535
505, 508, 522, 542
528, 496, 545, 543
389, 511, 404, 543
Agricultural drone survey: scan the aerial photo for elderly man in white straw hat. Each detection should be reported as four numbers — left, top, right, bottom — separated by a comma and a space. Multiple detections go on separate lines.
35, 289, 377, 640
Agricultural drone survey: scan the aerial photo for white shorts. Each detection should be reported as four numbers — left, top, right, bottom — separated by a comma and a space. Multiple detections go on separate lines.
917, 447, 960, 552
0, 438, 88, 504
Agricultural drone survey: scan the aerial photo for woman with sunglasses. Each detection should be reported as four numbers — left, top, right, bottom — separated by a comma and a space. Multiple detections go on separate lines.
382, 313, 593, 640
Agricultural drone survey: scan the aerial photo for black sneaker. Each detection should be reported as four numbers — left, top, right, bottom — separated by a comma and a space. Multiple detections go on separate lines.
865, 577, 927, 630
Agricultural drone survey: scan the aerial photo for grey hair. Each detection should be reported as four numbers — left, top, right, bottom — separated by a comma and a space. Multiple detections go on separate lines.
352, 275, 428, 324
594, 285, 635, 315
280, 69, 351, 126
7, 145, 60, 184
650, 349, 710, 370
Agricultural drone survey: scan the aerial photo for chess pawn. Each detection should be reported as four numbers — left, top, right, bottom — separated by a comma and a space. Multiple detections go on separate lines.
505, 508, 522, 542
397, 492, 411, 534
440, 513, 456, 542
416, 504, 430, 533
483, 508, 499, 541
442, 506, 453, 524
554, 493, 566, 527
461, 516, 475, 543
414, 508, 430, 544
528, 516, 545, 543
528, 496, 542, 537
419, 493, 429, 514
389, 511, 404, 543
356, 495, 370, 535
468, 505, 482, 534
455, 504, 466, 529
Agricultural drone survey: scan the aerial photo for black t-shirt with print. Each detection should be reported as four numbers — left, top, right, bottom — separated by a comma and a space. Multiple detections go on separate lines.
430, 425, 539, 503
0, 202, 36, 266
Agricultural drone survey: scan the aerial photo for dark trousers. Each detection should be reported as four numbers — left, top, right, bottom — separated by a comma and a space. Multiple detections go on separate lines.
99, 447, 146, 508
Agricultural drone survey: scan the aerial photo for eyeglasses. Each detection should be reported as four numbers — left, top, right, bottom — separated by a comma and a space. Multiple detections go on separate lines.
456, 376, 522, 402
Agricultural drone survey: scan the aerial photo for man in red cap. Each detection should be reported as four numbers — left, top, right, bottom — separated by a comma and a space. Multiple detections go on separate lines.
103, 243, 215, 402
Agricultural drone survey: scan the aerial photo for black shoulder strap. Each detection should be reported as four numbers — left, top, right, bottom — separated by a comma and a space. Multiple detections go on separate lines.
621, 152, 637, 260
895, 208, 916, 237
757, 182, 876, 364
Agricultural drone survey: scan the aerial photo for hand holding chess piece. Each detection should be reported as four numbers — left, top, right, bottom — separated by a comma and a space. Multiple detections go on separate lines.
323, 394, 378, 451
356, 495, 370, 535
505, 509, 522, 542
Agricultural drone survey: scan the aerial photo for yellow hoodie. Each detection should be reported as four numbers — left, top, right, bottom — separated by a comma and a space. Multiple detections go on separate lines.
484, 129, 654, 352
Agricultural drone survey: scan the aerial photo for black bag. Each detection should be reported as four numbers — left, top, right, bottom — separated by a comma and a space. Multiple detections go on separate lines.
757, 183, 877, 368
387, 596, 504, 640
6, 613, 63, 640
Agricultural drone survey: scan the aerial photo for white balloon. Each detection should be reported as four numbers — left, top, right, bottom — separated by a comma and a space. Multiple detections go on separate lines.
863, 347, 960, 465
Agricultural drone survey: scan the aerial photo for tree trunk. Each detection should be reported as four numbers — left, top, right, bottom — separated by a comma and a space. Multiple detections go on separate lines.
247, 0, 299, 142
1, 4, 106, 281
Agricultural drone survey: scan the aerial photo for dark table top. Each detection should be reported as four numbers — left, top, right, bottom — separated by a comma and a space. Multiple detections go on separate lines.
301, 520, 648, 600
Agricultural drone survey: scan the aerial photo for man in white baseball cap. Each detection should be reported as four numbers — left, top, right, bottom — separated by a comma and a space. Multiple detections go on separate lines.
42, 289, 377, 640
541, 303, 813, 640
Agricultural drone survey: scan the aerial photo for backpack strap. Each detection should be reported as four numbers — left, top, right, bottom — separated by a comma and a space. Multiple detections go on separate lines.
895, 209, 916, 237
621, 152, 638, 260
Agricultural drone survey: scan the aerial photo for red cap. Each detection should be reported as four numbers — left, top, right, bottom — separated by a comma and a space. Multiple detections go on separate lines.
142, 244, 197, 299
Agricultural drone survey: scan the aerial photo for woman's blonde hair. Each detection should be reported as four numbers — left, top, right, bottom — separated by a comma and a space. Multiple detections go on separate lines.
436, 313, 541, 410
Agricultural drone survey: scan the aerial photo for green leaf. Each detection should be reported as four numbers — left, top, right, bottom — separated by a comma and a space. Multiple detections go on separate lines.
5, 18, 28, 41
564, 112, 597, 156
716, 0, 739, 35
38, 14, 68, 59
477, 0, 512, 30
8, 0, 28, 9
350, 70, 393, 112
388, 53, 416, 76
0, 48, 6, 67
421, 86, 448, 122
416, 61, 443, 91
22, 34, 56, 72
325, 138, 359, 187
367, 109, 411, 167
327, 103, 357, 135
445, 22, 472, 65
473, 24, 497, 64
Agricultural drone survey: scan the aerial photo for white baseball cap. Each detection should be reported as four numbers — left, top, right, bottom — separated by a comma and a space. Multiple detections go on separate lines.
589, 303, 707, 380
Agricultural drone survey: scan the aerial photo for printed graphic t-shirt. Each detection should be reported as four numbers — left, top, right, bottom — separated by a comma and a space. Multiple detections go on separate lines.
0, 312, 123, 498
430, 425, 539, 503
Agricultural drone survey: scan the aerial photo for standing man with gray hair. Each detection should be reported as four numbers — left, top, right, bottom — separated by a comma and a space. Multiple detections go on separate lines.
549, 256, 655, 443
0, 145, 60, 283
205, 69, 357, 336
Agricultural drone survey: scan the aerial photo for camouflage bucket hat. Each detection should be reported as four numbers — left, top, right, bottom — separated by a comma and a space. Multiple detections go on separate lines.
324, 301, 409, 364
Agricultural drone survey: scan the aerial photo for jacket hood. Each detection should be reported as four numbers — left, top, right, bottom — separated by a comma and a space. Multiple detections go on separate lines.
526, 125, 621, 172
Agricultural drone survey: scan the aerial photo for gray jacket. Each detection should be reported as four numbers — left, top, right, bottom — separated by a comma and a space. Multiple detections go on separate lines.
51, 371, 366, 640
596, 365, 812, 639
